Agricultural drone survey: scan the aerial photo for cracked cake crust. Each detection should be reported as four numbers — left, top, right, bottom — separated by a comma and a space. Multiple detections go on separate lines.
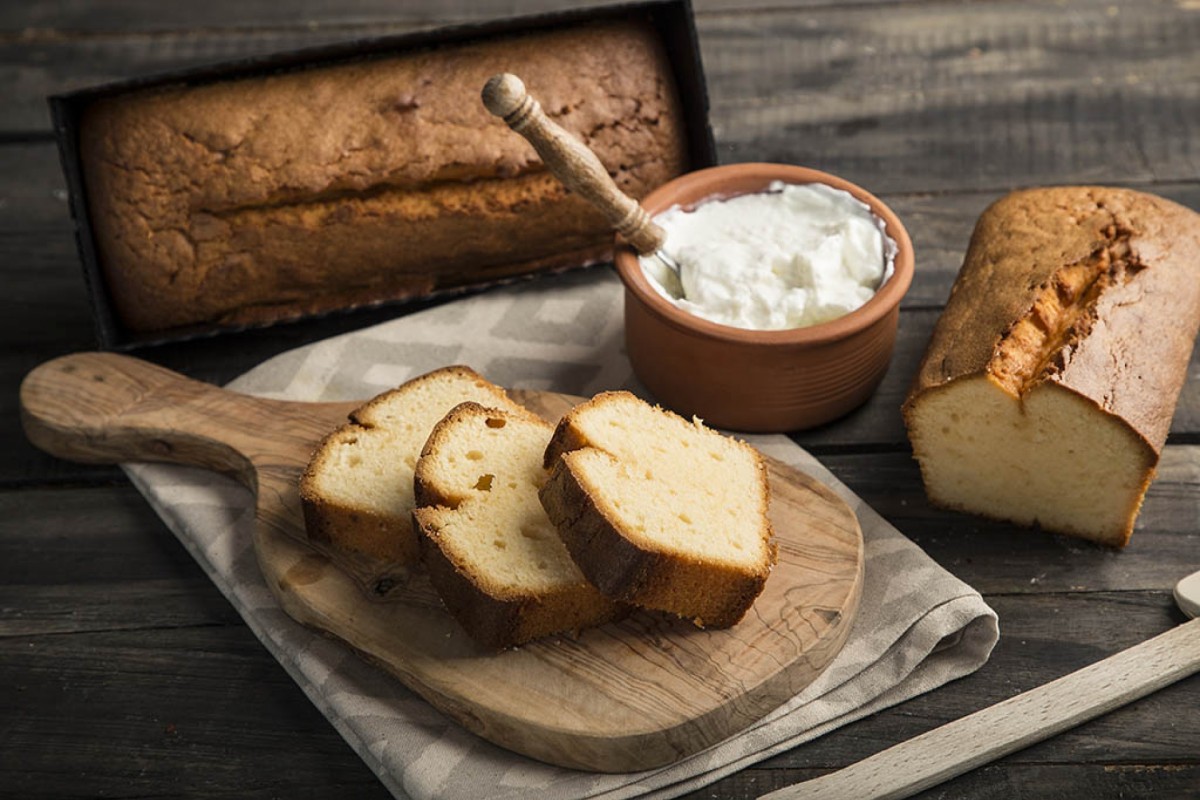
907, 186, 1200, 454
80, 20, 688, 332
903, 186, 1200, 546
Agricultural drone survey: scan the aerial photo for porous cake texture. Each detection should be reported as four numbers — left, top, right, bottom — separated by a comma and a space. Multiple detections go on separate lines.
299, 366, 521, 592
904, 186, 1200, 546
413, 403, 622, 650
540, 391, 776, 628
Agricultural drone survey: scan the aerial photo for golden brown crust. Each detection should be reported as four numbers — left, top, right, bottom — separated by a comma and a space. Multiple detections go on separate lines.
298, 494, 417, 597
80, 21, 688, 333
540, 391, 774, 628
412, 403, 623, 650
299, 426, 421, 566
415, 505, 626, 651
538, 456, 658, 596
298, 365, 506, 593
413, 512, 521, 650
905, 186, 1200, 455
299, 478, 420, 562
539, 455, 769, 628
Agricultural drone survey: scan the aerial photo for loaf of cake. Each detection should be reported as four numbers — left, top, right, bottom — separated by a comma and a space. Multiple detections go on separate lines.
903, 186, 1200, 546
539, 391, 776, 628
79, 20, 688, 333
299, 366, 523, 595
413, 402, 622, 650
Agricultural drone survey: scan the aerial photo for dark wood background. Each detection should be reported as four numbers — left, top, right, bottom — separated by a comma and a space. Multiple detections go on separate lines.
2, 0, 1198, 797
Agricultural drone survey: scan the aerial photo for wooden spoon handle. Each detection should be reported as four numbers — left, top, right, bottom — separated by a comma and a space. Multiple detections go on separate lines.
481, 73, 665, 255
19, 352, 347, 491
760, 616, 1200, 800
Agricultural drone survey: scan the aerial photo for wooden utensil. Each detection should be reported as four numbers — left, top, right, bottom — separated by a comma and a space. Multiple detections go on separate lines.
20, 352, 863, 773
481, 72, 687, 297
761, 571, 1200, 799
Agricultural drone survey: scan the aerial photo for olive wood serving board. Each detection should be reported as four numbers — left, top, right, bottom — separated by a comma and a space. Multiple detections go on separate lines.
20, 352, 864, 773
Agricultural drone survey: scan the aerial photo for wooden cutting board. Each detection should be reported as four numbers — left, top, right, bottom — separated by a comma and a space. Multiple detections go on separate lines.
20, 352, 863, 773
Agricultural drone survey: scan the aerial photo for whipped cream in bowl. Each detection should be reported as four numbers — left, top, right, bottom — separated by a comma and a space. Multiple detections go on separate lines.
640, 181, 897, 331
613, 163, 914, 433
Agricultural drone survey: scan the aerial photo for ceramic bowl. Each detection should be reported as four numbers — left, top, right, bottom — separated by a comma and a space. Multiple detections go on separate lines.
613, 163, 914, 433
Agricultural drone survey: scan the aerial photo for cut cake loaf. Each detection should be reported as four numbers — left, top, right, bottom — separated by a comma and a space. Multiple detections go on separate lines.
539, 391, 775, 628
903, 186, 1200, 546
299, 366, 522, 594
413, 403, 622, 650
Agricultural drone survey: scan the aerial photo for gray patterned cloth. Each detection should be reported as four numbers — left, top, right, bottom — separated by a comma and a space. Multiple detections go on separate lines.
124, 268, 998, 800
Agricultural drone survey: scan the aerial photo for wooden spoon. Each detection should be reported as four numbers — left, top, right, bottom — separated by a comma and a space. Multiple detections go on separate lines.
481, 72, 687, 298
760, 569, 1200, 800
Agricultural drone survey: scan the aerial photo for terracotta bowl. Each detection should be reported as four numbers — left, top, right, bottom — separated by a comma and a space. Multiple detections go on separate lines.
613, 163, 914, 433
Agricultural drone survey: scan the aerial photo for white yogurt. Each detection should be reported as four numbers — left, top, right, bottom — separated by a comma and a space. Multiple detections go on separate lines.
641, 181, 896, 331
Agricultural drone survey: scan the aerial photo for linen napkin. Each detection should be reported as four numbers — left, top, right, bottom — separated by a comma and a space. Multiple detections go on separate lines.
124, 267, 998, 800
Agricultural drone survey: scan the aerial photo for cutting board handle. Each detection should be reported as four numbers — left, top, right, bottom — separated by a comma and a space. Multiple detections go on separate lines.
20, 352, 329, 490
18, 352, 866, 774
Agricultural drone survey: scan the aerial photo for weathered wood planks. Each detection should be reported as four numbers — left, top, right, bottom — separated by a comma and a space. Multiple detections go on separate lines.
3, 0, 1199, 796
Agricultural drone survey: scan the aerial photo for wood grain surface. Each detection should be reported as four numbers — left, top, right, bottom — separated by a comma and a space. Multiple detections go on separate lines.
19, 351, 863, 772
3, 0, 1198, 797
762, 616, 1200, 800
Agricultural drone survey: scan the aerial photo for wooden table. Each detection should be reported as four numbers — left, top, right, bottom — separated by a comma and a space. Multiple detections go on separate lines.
2, 1, 1197, 797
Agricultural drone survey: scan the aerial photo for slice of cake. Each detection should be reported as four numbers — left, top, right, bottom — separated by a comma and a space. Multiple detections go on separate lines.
539, 391, 776, 628
299, 367, 522, 594
903, 186, 1200, 546
412, 403, 622, 650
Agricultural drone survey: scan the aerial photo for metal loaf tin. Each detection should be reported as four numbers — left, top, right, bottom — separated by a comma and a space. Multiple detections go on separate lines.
49, 0, 717, 349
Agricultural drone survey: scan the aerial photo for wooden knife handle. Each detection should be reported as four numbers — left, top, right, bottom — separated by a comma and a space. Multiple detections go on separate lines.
760, 616, 1200, 800
481, 72, 666, 255
19, 352, 346, 491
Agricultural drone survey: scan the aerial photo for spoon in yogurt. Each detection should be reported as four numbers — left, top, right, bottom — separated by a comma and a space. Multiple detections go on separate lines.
481, 73, 688, 298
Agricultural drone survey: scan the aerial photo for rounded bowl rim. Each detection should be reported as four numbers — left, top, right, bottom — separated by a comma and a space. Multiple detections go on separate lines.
613, 162, 915, 346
